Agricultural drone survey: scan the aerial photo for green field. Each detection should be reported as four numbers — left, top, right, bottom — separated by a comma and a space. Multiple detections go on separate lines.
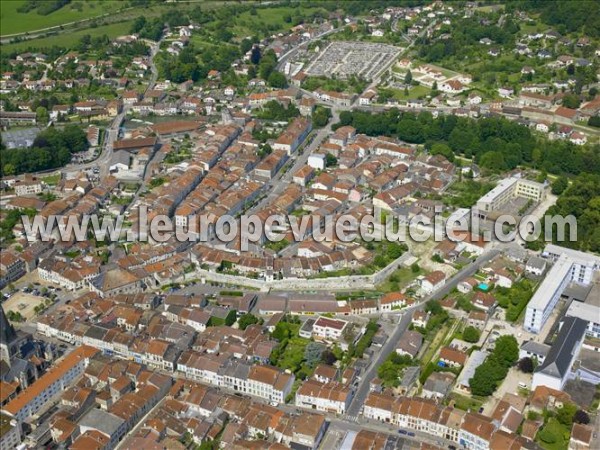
393, 84, 431, 100
231, 6, 325, 38
1, 20, 134, 52
0, 1, 125, 36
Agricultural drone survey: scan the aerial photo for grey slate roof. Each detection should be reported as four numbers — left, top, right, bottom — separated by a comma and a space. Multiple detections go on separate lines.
79, 408, 125, 438
536, 316, 588, 379
521, 340, 551, 357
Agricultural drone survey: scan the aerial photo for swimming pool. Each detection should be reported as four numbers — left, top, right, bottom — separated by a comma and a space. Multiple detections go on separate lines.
478, 283, 489, 291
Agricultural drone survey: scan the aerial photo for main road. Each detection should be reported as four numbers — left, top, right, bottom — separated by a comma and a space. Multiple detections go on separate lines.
345, 247, 500, 418
346, 309, 414, 417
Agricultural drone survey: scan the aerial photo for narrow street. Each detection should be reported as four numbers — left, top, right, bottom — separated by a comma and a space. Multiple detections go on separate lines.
247, 109, 340, 214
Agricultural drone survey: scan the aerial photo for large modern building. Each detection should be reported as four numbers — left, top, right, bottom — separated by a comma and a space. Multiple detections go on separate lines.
524, 245, 600, 334
475, 177, 546, 214
565, 271, 600, 339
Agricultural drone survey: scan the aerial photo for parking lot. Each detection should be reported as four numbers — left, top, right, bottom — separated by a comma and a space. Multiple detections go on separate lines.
2, 292, 46, 321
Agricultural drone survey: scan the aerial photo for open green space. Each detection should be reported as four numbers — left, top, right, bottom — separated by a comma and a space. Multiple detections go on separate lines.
537, 418, 570, 450
392, 84, 431, 101
231, 6, 326, 39
448, 393, 484, 412
377, 265, 423, 293
2, 20, 134, 52
0, 0, 125, 36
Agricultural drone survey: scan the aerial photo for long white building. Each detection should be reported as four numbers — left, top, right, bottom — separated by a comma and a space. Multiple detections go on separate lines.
475, 177, 546, 214
524, 245, 600, 334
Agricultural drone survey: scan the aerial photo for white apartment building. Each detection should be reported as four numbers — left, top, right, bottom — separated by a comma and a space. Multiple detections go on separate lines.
525, 245, 600, 334
475, 177, 546, 214
312, 317, 348, 340
524, 254, 575, 334
14, 180, 43, 196
246, 365, 294, 405
566, 301, 600, 339
307, 153, 326, 170
363, 393, 393, 423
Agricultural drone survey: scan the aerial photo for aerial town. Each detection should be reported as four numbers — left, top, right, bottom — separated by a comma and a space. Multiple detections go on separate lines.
0, 1, 599, 450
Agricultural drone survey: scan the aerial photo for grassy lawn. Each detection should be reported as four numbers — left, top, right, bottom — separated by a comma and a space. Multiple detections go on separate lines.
412, 60, 460, 78
448, 393, 484, 412
276, 337, 309, 369
536, 418, 570, 450
392, 84, 431, 100
2, 20, 134, 52
0, 1, 125, 36
377, 266, 422, 292
41, 173, 61, 186
231, 6, 325, 38
311, 268, 354, 278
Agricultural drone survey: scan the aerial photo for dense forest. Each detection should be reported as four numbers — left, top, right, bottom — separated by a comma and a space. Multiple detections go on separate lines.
335, 109, 600, 176
0, 125, 88, 177
507, 0, 600, 37
545, 173, 600, 253
418, 16, 519, 63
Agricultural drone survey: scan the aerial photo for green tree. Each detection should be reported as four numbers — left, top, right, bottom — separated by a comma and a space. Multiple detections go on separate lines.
36, 106, 49, 124
313, 106, 331, 127
561, 94, 581, 109
305, 342, 325, 368
470, 360, 504, 396
556, 403, 578, 427
268, 71, 287, 88
325, 153, 338, 167
492, 335, 519, 367
404, 70, 413, 84
517, 357, 535, 373
462, 326, 481, 343
430, 142, 454, 162
551, 176, 569, 195
238, 313, 260, 330
589, 116, 600, 128
574, 410, 590, 424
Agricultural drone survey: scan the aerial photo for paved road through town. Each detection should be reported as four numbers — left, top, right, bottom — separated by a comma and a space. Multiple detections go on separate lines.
345, 248, 500, 419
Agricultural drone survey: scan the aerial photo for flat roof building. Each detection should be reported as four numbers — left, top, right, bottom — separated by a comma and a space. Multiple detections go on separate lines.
524, 254, 573, 334
524, 245, 600, 334
476, 177, 546, 214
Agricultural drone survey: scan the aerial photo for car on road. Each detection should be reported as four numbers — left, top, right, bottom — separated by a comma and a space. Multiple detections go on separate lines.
407, 432, 415, 437
398, 430, 407, 435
